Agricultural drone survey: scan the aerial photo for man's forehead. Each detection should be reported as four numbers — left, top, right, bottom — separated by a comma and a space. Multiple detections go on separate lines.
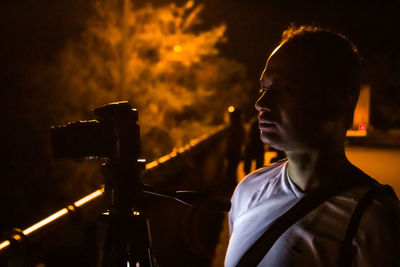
259, 53, 285, 83
260, 45, 315, 86
260, 70, 299, 91
260, 64, 280, 82
260, 59, 294, 85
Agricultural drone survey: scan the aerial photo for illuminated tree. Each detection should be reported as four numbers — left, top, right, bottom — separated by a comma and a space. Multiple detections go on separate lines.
57, 0, 250, 159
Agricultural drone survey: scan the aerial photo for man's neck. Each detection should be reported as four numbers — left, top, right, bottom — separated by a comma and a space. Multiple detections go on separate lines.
286, 147, 350, 192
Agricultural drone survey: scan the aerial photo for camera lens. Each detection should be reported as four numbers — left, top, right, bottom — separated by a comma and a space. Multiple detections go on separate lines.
51, 120, 116, 159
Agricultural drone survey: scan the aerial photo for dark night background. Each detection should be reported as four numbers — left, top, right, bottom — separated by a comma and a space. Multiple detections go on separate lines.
0, 0, 399, 256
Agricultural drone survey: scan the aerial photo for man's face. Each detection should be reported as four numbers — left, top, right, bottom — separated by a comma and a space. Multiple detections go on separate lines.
255, 45, 341, 152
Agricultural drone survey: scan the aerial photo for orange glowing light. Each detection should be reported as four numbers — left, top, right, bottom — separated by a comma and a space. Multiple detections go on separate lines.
146, 161, 159, 169
146, 126, 227, 170
173, 45, 182, 53
74, 189, 104, 208
190, 138, 200, 146
169, 149, 178, 158
346, 130, 367, 137
228, 106, 235, 113
23, 208, 69, 236
12, 234, 22, 241
185, 0, 195, 9
352, 85, 370, 130
0, 240, 10, 250
158, 154, 172, 164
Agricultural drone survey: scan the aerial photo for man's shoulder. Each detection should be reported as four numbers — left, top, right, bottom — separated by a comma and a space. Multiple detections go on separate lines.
238, 159, 287, 190
229, 159, 287, 221
360, 184, 400, 223
230, 159, 287, 210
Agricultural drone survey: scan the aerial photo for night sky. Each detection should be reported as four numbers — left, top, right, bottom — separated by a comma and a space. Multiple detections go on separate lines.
1, 0, 399, 236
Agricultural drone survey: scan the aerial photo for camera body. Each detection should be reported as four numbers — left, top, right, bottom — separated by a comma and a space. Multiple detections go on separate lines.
51, 101, 140, 160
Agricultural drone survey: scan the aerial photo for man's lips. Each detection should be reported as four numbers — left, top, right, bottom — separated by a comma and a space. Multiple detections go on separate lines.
258, 112, 276, 128
259, 119, 276, 128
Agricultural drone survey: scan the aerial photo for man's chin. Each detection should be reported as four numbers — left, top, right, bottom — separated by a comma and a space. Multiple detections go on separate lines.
268, 143, 286, 152
260, 135, 285, 151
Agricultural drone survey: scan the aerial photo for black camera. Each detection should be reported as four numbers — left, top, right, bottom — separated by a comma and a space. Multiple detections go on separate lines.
51, 101, 140, 159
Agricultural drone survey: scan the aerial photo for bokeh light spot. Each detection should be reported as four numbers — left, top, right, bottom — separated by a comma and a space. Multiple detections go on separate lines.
173, 45, 182, 53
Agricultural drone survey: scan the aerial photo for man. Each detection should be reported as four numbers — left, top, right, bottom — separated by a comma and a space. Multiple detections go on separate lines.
225, 26, 400, 266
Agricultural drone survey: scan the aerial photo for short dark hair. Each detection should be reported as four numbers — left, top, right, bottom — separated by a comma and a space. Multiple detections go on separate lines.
277, 25, 361, 128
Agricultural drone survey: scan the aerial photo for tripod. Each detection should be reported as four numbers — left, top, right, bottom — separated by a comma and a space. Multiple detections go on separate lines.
51, 102, 229, 267
83, 102, 154, 267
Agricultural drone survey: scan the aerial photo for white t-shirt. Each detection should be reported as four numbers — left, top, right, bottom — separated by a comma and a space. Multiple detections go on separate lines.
225, 160, 400, 267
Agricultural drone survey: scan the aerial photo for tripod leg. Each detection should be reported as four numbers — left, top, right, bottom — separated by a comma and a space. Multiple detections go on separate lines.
96, 214, 112, 267
126, 212, 155, 267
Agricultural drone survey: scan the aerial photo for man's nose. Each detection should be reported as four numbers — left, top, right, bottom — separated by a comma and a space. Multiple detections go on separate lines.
255, 91, 272, 112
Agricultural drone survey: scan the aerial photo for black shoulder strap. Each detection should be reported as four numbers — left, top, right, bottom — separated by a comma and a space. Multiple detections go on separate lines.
236, 184, 349, 267
337, 184, 398, 267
